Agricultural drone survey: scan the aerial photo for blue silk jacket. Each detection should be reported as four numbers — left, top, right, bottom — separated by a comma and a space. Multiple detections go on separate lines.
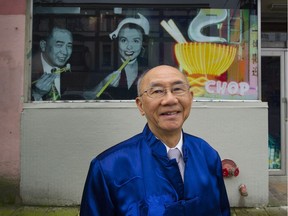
80, 125, 230, 216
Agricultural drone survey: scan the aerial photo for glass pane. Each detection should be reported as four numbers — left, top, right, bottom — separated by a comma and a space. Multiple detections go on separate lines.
30, 2, 258, 101
261, 56, 281, 169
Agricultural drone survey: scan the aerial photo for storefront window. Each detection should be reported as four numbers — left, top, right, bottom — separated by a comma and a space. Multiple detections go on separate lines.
30, 0, 258, 101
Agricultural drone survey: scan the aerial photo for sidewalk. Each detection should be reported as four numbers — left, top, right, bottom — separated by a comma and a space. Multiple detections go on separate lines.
0, 205, 287, 216
0, 206, 79, 216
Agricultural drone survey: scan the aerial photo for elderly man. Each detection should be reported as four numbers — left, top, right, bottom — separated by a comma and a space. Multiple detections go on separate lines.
80, 65, 230, 215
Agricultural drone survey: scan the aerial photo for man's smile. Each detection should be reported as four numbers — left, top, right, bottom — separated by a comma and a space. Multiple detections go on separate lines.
161, 111, 180, 116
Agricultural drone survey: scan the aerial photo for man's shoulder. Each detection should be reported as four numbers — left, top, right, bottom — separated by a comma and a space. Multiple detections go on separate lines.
89, 132, 146, 175
183, 133, 208, 145
183, 133, 221, 167
95, 132, 144, 161
32, 52, 43, 69
183, 133, 218, 154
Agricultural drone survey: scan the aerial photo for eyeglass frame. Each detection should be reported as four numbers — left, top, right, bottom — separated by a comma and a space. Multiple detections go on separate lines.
139, 83, 191, 98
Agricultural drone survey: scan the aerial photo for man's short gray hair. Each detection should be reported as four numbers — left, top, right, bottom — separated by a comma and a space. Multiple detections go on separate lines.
137, 68, 150, 96
137, 66, 191, 96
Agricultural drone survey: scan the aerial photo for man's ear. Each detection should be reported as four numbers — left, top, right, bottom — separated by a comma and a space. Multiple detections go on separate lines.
136, 97, 145, 116
39, 40, 47, 52
190, 90, 194, 98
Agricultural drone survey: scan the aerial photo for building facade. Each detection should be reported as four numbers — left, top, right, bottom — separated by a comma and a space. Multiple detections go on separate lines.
0, 0, 286, 207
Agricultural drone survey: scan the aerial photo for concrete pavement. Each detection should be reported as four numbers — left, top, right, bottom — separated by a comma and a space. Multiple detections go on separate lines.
0, 205, 287, 216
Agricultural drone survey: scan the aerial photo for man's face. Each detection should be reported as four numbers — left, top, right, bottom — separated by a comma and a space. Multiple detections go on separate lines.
136, 65, 193, 136
118, 27, 143, 61
42, 28, 73, 67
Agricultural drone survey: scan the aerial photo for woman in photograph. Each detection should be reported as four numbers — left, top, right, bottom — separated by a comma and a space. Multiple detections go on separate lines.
84, 13, 150, 100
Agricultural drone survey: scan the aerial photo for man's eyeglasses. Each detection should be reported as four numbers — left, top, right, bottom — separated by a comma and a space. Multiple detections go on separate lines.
140, 83, 191, 98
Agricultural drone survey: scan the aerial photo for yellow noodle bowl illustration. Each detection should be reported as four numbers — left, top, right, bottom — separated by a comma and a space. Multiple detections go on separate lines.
175, 42, 237, 76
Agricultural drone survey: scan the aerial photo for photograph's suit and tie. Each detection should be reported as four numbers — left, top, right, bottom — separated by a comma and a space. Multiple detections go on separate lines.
31, 53, 70, 100
81, 125, 230, 216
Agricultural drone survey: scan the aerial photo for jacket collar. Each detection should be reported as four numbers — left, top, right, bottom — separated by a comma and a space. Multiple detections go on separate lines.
142, 124, 187, 160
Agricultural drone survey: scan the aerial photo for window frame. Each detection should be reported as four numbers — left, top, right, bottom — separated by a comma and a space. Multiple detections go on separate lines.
25, 0, 261, 104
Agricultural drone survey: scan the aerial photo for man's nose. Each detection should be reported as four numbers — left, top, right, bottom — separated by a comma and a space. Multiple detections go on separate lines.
60, 46, 68, 55
161, 90, 178, 104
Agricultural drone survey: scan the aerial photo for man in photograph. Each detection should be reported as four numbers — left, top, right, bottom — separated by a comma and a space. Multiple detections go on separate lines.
31, 26, 73, 101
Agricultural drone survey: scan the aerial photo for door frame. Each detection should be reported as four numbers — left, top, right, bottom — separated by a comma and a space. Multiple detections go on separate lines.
261, 48, 287, 176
